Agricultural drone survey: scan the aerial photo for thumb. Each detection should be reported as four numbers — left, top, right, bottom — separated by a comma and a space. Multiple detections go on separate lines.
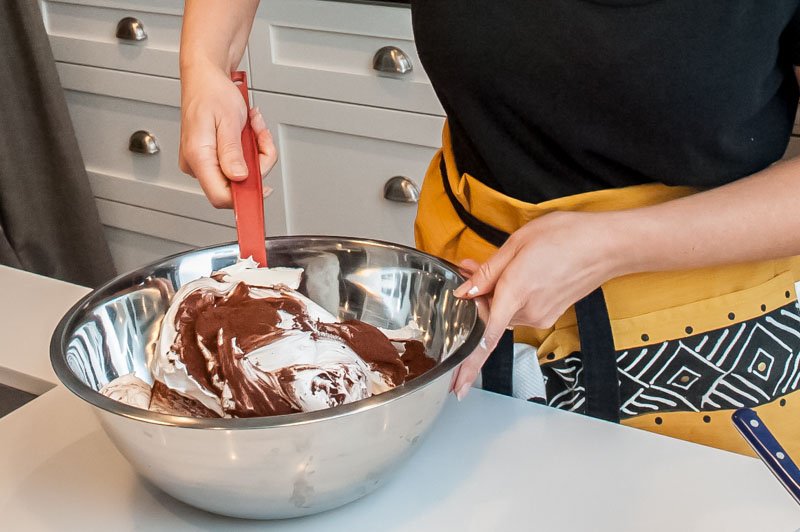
216, 117, 249, 182
453, 243, 516, 299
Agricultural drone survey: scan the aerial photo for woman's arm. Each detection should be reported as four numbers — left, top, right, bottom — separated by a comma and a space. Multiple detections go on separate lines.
616, 155, 800, 273
179, 0, 277, 208
180, 0, 257, 77
451, 70, 800, 399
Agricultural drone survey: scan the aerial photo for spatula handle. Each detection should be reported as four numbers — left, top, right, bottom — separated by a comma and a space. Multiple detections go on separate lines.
230, 71, 267, 266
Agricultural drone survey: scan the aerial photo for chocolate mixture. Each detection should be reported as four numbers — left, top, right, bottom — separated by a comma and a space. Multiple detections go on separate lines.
162, 282, 434, 418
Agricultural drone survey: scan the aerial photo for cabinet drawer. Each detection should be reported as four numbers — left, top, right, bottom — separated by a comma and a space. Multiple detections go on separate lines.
41, 0, 183, 14
252, 91, 445, 247
42, 1, 248, 79
105, 225, 189, 273
56, 64, 287, 234
249, 0, 442, 115
97, 200, 235, 272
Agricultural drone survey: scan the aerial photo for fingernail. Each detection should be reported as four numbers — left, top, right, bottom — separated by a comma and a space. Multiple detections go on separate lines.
232, 162, 248, 177
454, 283, 475, 298
456, 383, 471, 402
262, 185, 273, 198
479, 337, 488, 350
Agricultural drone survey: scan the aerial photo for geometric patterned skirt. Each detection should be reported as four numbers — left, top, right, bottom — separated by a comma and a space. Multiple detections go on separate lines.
544, 295, 800, 455
416, 123, 800, 457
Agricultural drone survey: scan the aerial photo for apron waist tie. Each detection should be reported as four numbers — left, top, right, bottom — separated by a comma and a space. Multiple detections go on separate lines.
439, 157, 621, 422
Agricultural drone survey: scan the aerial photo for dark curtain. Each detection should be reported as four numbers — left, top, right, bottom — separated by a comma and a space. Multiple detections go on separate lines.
0, 0, 115, 287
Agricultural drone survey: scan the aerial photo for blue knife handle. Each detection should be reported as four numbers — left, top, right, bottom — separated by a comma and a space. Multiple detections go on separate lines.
732, 408, 800, 505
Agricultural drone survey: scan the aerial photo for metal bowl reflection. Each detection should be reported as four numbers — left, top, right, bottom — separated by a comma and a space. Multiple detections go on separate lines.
50, 237, 483, 519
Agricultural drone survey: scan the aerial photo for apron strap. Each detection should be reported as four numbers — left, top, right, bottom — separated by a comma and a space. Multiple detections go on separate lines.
439, 156, 622, 420
575, 288, 621, 422
439, 157, 508, 248
480, 329, 515, 396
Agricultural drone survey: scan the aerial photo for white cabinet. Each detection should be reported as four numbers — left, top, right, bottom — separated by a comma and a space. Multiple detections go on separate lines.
249, 0, 441, 115
56, 63, 268, 230
57, 63, 242, 272
104, 226, 192, 273
46, 0, 445, 271
42, 0, 182, 78
97, 200, 235, 273
41, 0, 249, 80
254, 91, 444, 246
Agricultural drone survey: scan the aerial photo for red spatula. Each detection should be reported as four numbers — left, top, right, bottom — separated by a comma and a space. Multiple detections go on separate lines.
230, 71, 267, 266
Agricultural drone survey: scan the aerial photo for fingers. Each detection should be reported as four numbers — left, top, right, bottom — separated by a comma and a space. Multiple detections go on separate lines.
451, 250, 517, 399
453, 259, 488, 395
183, 108, 276, 209
452, 282, 521, 400
449, 365, 460, 393
250, 106, 267, 136
216, 115, 249, 183
250, 107, 279, 178
481, 283, 521, 356
458, 258, 480, 279
453, 243, 518, 299
452, 350, 489, 401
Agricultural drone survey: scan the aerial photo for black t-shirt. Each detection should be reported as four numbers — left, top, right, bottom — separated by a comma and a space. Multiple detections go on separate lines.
412, 1, 800, 203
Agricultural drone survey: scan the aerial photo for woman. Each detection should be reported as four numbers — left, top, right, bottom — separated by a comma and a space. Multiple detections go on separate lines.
179, 1, 800, 456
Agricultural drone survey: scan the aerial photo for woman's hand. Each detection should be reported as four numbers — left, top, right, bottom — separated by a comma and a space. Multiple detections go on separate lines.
450, 210, 626, 399
179, 65, 278, 208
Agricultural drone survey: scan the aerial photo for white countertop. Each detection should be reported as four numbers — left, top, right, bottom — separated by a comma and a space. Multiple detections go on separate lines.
0, 264, 798, 531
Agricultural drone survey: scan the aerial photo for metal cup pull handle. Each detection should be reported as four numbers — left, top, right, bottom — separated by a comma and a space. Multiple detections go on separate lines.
116, 17, 147, 42
128, 130, 160, 155
372, 46, 413, 75
383, 176, 419, 203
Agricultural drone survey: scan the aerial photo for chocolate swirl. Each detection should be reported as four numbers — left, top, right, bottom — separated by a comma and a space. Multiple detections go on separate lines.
165, 281, 433, 418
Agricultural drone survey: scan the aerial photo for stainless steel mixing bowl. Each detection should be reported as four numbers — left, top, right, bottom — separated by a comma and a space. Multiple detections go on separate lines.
50, 237, 484, 519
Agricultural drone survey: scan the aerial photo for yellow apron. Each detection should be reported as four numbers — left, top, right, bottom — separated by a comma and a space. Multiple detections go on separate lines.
416, 123, 800, 457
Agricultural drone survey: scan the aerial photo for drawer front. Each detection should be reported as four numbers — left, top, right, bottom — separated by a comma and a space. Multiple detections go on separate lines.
98, 200, 235, 272
249, 0, 443, 115
104, 226, 192, 273
41, 0, 183, 14
42, 1, 248, 79
57, 63, 286, 234
252, 91, 445, 247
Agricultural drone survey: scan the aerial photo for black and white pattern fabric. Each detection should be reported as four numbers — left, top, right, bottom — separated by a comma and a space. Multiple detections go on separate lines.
541, 300, 800, 417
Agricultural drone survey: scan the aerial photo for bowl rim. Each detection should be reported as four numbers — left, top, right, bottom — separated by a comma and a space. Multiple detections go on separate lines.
50, 235, 485, 430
